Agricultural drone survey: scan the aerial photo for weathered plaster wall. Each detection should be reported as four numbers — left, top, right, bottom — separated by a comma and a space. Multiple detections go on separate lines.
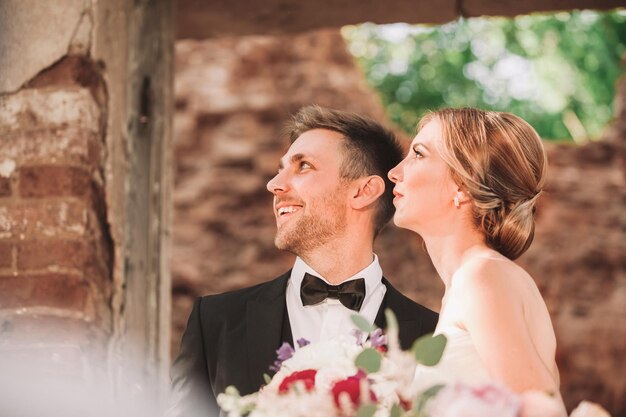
0, 0, 89, 92
171, 29, 626, 416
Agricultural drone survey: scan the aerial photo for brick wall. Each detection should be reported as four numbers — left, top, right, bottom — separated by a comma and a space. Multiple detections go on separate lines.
0, 56, 112, 370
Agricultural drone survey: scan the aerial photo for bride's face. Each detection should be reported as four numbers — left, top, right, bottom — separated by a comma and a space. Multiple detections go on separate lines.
388, 119, 458, 232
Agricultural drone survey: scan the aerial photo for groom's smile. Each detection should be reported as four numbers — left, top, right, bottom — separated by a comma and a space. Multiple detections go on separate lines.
277, 206, 300, 215
275, 201, 304, 225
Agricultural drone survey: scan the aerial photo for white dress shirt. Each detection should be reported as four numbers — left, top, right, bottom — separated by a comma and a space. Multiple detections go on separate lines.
286, 255, 387, 348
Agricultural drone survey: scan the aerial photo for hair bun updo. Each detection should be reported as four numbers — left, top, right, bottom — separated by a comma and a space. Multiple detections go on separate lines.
480, 191, 543, 260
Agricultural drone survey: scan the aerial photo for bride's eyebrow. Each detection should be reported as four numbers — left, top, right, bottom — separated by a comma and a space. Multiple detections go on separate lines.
413, 142, 431, 152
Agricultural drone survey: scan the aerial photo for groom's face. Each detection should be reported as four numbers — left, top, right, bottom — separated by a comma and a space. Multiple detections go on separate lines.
266, 129, 350, 255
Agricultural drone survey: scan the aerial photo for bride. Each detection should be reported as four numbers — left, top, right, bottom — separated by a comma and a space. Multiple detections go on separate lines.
388, 108, 560, 395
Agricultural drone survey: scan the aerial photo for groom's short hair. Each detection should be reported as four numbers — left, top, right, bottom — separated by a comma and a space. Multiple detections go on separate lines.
285, 105, 403, 237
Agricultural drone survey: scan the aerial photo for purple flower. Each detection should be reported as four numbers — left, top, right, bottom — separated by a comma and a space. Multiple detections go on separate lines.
297, 338, 311, 348
369, 328, 387, 349
269, 361, 281, 373
351, 329, 365, 346
269, 342, 295, 372
276, 342, 295, 361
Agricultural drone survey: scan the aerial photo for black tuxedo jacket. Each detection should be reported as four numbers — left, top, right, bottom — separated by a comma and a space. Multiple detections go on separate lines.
168, 271, 438, 417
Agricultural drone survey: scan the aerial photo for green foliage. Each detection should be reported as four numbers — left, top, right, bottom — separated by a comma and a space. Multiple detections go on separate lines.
412, 334, 447, 366
384, 308, 399, 333
351, 313, 378, 333
413, 384, 445, 417
356, 404, 378, 417
390, 403, 403, 417
343, 10, 626, 141
355, 347, 382, 373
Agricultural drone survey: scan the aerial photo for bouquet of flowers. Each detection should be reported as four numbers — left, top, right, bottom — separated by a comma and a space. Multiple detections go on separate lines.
217, 310, 611, 417
218, 310, 445, 417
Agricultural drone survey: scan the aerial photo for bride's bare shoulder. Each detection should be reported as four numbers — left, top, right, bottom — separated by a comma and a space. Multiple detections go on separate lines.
452, 255, 534, 305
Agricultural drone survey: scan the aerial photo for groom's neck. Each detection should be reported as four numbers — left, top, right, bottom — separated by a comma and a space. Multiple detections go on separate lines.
298, 239, 375, 285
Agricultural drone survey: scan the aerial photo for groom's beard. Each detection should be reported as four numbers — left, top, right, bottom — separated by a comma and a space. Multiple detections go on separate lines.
274, 187, 348, 255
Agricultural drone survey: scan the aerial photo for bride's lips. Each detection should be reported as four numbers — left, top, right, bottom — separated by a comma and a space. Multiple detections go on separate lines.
392, 189, 404, 204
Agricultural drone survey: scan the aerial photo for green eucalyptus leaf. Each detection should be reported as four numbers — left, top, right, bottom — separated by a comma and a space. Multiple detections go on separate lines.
390, 403, 402, 417
263, 373, 271, 384
412, 334, 447, 366
413, 384, 445, 416
355, 347, 382, 373
384, 308, 399, 333
356, 404, 378, 417
351, 314, 377, 333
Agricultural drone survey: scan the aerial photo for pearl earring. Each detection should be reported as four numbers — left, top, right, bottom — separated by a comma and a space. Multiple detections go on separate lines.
454, 196, 460, 208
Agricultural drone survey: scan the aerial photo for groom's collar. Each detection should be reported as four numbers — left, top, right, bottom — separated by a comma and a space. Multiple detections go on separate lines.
289, 255, 383, 304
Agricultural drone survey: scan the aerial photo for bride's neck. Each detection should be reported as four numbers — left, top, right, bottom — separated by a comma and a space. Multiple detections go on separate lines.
422, 231, 487, 288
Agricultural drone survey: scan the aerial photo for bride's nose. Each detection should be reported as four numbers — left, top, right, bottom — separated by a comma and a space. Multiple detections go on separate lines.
388, 162, 403, 183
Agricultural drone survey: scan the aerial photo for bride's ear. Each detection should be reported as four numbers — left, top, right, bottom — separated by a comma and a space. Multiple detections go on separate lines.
350, 175, 385, 210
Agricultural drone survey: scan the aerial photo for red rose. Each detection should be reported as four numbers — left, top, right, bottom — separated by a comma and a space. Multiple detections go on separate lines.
331, 371, 377, 408
278, 369, 317, 394
399, 396, 412, 411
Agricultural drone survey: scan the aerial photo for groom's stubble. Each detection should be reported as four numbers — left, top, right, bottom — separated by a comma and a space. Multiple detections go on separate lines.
274, 182, 349, 255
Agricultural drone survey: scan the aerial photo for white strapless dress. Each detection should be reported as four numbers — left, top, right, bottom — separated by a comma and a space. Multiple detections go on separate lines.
412, 325, 492, 393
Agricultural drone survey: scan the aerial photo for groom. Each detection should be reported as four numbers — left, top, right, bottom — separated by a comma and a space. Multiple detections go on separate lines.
168, 106, 438, 417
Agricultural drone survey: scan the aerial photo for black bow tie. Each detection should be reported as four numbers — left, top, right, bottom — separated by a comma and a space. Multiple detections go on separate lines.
300, 273, 366, 311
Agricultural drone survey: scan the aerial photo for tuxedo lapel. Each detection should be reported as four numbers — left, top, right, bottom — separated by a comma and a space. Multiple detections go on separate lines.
246, 272, 291, 388
374, 294, 388, 329
376, 277, 431, 350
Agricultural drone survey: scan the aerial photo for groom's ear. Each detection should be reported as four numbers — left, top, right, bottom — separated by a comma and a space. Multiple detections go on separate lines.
350, 175, 385, 210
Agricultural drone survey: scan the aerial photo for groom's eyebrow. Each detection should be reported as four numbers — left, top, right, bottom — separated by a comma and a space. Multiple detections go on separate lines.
278, 153, 306, 169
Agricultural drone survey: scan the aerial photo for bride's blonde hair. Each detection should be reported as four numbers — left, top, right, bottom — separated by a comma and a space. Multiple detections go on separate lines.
420, 108, 547, 260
